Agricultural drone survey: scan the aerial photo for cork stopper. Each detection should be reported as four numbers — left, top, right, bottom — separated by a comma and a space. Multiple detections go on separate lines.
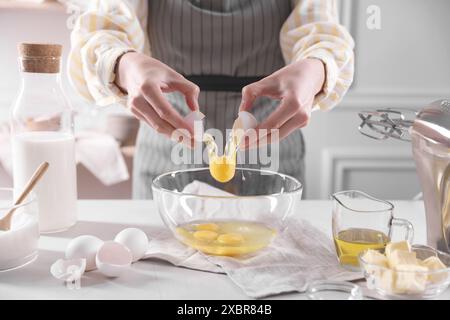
18, 43, 63, 73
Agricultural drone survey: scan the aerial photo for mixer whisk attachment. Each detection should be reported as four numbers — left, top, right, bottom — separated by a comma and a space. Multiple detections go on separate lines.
358, 108, 417, 141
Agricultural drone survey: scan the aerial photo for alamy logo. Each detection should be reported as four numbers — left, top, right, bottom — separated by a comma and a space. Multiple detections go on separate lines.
367, 5, 382, 30
64, 1, 82, 30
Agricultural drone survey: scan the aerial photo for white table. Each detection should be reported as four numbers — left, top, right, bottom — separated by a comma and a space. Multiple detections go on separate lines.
0, 200, 439, 300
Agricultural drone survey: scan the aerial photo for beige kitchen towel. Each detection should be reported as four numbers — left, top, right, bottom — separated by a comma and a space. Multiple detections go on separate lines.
75, 131, 129, 186
144, 220, 361, 298
144, 181, 361, 298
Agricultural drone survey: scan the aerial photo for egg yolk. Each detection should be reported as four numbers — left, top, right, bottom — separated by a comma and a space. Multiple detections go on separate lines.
209, 155, 236, 183
217, 233, 244, 245
193, 230, 219, 241
196, 223, 220, 232
176, 221, 276, 256
204, 132, 240, 183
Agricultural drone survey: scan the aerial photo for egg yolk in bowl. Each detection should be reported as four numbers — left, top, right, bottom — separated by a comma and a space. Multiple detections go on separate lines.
176, 221, 276, 256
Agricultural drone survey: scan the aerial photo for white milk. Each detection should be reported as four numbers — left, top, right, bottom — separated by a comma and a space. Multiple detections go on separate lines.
12, 131, 77, 232
0, 211, 39, 271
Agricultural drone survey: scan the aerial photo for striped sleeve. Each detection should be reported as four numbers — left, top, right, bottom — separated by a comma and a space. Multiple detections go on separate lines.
280, 0, 355, 111
67, 0, 148, 106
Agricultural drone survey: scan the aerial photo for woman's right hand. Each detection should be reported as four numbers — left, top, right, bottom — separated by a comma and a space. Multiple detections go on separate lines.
114, 52, 200, 141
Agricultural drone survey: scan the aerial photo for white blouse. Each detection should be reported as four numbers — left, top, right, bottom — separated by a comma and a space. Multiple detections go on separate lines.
67, 0, 355, 110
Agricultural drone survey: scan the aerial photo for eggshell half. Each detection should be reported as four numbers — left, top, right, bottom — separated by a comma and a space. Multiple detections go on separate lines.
184, 111, 205, 141
184, 110, 205, 124
96, 241, 132, 278
65, 235, 103, 271
233, 111, 258, 131
114, 228, 149, 262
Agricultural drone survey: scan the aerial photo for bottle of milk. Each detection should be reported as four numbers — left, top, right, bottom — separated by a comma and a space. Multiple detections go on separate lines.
11, 43, 77, 233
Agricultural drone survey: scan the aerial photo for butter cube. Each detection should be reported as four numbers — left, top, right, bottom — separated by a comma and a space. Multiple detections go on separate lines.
421, 256, 446, 270
393, 264, 428, 294
421, 256, 449, 284
387, 250, 418, 269
385, 241, 411, 258
377, 269, 396, 294
362, 250, 389, 275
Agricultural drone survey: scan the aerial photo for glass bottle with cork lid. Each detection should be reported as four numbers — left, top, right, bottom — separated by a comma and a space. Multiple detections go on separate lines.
11, 43, 77, 233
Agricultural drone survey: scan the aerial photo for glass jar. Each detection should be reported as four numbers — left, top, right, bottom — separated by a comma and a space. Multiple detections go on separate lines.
10, 43, 77, 233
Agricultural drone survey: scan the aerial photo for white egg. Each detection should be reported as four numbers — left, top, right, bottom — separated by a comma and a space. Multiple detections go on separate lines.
96, 241, 132, 278
65, 235, 103, 271
114, 228, 149, 262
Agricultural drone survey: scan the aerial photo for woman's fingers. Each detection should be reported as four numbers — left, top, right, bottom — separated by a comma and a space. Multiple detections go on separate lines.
168, 75, 201, 112
240, 106, 311, 149
256, 95, 302, 135
130, 96, 194, 146
259, 110, 311, 147
239, 77, 281, 112
140, 84, 194, 135
239, 84, 262, 112
129, 96, 175, 136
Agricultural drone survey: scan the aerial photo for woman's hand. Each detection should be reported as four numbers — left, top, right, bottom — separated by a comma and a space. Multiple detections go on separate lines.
115, 52, 200, 141
239, 58, 325, 146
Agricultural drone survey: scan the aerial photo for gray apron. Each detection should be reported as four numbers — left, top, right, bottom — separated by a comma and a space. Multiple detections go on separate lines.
133, 0, 305, 199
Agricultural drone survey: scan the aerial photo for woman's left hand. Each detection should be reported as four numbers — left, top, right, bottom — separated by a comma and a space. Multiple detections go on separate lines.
239, 58, 325, 147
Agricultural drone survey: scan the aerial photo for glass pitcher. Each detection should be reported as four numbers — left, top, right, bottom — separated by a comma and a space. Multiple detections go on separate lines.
332, 190, 414, 270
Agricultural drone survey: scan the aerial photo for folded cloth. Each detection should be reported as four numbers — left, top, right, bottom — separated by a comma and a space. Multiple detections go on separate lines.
144, 181, 361, 298
0, 125, 129, 186
75, 131, 129, 185
145, 229, 223, 273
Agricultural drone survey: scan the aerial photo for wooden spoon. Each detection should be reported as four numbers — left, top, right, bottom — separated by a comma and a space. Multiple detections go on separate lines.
0, 162, 49, 231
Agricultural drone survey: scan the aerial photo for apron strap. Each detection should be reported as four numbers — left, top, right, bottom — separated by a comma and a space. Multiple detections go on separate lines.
184, 74, 266, 92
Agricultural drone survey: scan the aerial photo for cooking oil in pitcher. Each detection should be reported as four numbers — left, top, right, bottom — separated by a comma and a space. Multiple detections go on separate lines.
334, 228, 390, 267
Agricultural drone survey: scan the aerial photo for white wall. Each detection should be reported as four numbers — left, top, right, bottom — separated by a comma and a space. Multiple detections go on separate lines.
0, 6, 77, 117
1, 1, 449, 199
0, 4, 120, 130
302, 0, 450, 199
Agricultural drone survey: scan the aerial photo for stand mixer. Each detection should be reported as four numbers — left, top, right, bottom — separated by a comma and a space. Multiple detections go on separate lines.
358, 99, 450, 252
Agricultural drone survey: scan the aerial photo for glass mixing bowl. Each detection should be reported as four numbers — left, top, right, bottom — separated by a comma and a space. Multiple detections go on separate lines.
152, 167, 303, 256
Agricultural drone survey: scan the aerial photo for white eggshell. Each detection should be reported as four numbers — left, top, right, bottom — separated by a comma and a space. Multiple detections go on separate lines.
114, 228, 149, 262
234, 111, 258, 131
184, 111, 205, 124
96, 241, 132, 278
50, 258, 86, 285
184, 111, 205, 141
65, 235, 103, 271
